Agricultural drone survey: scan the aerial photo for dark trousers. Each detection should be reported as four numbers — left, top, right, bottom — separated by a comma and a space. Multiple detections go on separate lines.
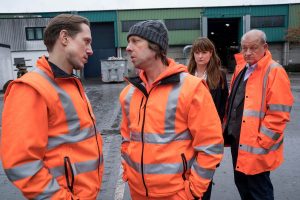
234, 170, 274, 200
202, 181, 212, 200
229, 135, 274, 200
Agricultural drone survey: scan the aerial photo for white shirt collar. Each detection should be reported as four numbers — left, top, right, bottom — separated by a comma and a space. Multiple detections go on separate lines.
246, 63, 257, 70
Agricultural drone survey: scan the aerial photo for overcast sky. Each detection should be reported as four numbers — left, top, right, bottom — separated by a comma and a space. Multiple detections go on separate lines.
0, 0, 299, 13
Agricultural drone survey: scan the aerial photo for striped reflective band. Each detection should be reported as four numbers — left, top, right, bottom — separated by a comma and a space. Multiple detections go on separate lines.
194, 144, 224, 155
33, 177, 60, 200
33, 68, 96, 149
5, 160, 43, 182
130, 129, 191, 144
260, 62, 282, 118
122, 136, 130, 143
5, 160, 61, 199
243, 63, 285, 120
48, 126, 95, 149
191, 161, 215, 180
243, 109, 264, 118
49, 157, 103, 178
122, 153, 195, 175
124, 73, 190, 144
124, 86, 135, 127
268, 104, 292, 113
260, 125, 281, 140
164, 73, 187, 133
239, 138, 283, 155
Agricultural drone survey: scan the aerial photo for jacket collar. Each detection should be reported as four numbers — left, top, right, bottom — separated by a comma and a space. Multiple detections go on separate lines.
138, 58, 187, 85
126, 73, 181, 97
234, 50, 273, 73
36, 56, 78, 79
48, 61, 73, 78
127, 58, 184, 86
127, 73, 181, 86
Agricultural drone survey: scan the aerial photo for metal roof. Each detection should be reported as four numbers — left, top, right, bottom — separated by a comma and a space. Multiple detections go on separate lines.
0, 0, 299, 13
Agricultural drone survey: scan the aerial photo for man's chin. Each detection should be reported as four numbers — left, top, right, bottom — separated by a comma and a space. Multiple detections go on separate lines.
134, 65, 143, 70
246, 60, 253, 65
73, 65, 84, 70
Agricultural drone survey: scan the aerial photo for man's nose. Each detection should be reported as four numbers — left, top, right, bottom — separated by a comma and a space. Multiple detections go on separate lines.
245, 49, 252, 55
126, 43, 132, 52
87, 45, 93, 56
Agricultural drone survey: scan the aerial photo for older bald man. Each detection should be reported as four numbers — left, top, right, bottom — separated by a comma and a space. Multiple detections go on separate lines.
223, 29, 293, 200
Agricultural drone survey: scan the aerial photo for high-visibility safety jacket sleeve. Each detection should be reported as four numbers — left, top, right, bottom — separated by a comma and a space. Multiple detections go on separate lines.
187, 81, 224, 198
1, 83, 74, 199
119, 91, 131, 182
257, 67, 293, 150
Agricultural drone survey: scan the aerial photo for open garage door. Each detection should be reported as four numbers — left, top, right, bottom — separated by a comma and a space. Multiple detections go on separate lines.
84, 22, 116, 78
208, 18, 240, 72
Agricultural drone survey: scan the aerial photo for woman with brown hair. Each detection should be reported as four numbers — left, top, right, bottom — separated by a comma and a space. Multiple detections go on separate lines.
187, 37, 229, 200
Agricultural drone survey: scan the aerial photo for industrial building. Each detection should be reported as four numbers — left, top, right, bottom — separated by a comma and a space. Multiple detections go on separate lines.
0, 1, 299, 78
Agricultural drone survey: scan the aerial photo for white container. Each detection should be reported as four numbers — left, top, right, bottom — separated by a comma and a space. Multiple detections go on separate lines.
0, 44, 14, 91
101, 59, 128, 82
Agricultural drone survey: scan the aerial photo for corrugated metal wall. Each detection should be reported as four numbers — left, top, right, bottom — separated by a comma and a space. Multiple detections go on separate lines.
1, 4, 299, 66
204, 5, 289, 42
118, 8, 203, 47
0, 11, 118, 49
251, 5, 288, 42
289, 44, 300, 64
268, 43, 283, 63
289, 4, 300, 28
288, 4, 300, 65
79, 11, 116, 22
0, 18, 50, 51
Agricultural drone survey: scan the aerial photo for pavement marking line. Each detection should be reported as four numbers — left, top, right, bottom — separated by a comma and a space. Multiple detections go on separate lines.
114, 165, 126, 200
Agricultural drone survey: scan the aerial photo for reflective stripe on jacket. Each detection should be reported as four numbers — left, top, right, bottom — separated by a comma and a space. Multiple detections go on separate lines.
119, 58, 224, 198
1, 56, 103, 199
229, 50, 293, 175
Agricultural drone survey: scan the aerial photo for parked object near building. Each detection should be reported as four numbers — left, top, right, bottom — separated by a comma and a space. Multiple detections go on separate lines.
13, 58, 32, 78
0, 44, 14, 92
0, 43, 33, 93
101, 57, 128, 82
175, 45, 193, 65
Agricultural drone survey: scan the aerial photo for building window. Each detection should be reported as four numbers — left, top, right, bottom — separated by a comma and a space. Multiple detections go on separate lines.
25, 27, 45, 40
121, 20, 144, 32
251, 16, 285, 28
164, 18, 200, 30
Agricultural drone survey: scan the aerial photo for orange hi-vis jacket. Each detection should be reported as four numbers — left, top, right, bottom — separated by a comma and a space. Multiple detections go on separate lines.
119, 58, 224, 198
1, 56, 103, 199
228, 50, 293, 175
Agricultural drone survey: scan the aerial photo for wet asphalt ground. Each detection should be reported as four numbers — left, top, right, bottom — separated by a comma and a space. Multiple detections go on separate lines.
0, 73, 300, 200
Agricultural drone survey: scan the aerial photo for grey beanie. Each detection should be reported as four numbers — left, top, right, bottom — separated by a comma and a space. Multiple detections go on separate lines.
127, 20, 169, 52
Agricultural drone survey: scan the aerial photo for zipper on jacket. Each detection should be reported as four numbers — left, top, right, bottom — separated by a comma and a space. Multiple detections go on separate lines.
140, 94, 149, 196
128, 74, 182, 196
73, 78, 102, 182
139, 86, 155, 196
138, 96, 144, 125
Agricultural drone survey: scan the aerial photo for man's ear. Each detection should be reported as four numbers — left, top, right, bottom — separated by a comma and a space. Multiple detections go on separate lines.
263, 43, 268, 50
59, 30, 69, 46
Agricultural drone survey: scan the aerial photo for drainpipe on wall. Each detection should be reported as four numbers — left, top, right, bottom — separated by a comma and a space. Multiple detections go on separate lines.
283, 42, 290, 66
117, 47, 122, 58
243, 15, 251, 34
201, 16, 207, 37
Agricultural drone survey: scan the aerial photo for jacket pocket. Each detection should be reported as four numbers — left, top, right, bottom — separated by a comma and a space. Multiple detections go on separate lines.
64, 156, 75, 195
181, 153, 188, 181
